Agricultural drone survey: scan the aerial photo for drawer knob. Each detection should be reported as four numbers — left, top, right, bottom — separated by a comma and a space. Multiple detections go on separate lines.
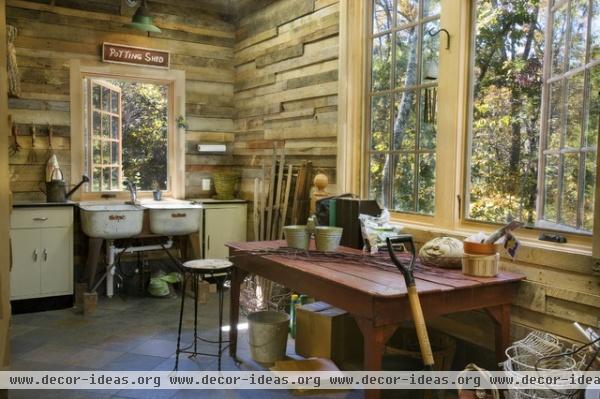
171, 212, 187, 218
33, 217, 48, 221
109, 215, 126, 221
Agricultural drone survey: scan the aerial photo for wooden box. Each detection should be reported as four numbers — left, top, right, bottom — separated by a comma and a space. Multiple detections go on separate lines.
295, 302, 363, 367
462, 253, 499, 277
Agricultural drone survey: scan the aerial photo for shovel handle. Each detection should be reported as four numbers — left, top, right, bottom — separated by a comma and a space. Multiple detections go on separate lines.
407, 285, 435, 368
386, 235, 417, 283
387, 235, 416, 259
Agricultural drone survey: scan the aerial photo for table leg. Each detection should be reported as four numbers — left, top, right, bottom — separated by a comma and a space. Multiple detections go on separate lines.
228, 265, 248, 359
485, 304, 511, 364
355, 317, 399, 399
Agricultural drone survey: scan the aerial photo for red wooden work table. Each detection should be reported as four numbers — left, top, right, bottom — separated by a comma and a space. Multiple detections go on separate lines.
226, 240, 525, 399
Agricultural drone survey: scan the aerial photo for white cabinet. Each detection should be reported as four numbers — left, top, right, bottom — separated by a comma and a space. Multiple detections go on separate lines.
202, 202, 247, 259
10, 207, 73, 300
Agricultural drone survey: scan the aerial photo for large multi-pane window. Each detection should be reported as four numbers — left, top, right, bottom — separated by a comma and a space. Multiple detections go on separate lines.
466, 0, 599, 233
538, 0, 599, 232
367, 0, 440, 215
84, 78, 169, 193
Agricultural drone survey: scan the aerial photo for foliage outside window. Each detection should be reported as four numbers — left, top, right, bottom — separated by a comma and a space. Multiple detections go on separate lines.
466, 0, 599, 233
84, 78, 168, 192
367, 0, 440, 215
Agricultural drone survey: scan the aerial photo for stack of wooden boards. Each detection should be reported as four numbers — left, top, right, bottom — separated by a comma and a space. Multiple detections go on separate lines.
253, 147, 313, 241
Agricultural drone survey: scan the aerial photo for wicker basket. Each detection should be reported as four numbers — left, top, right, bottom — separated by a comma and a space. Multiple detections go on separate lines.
462, 253, 499, 277
385, 327, 456, 371
213, 171, 240, 200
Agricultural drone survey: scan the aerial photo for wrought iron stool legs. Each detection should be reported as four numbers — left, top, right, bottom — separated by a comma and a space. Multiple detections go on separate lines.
174, 270, 230, 372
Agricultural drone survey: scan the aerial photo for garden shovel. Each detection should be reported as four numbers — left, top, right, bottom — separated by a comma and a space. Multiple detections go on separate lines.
386, 235, 435, 370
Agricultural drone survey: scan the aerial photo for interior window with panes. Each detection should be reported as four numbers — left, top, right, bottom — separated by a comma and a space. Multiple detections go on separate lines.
83, 78, 169, 193
466, 0, 599, 233
367, 0, 440, 215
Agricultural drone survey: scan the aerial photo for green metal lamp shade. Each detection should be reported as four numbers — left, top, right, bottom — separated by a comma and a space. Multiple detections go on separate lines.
125, 2, 161, 33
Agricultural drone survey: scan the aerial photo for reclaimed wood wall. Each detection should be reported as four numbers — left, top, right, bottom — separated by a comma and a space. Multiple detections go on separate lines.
233, 0, 340, 209
1, 0, 12, 370
6, 0, 236, 201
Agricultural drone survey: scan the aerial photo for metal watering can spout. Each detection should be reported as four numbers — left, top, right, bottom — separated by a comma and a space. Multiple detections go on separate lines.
66, 175, 90, 199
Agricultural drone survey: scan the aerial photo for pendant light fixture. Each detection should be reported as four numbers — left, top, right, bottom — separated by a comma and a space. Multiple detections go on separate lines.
126, 0, 161, 33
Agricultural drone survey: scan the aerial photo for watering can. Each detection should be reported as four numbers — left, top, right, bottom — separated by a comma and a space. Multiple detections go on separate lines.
40, 169, 89, 203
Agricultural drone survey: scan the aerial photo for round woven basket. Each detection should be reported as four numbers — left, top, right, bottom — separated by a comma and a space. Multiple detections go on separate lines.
213, 171, 240, 200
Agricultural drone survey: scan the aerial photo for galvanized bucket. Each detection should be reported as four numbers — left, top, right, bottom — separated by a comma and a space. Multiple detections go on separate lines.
315, 226, 343, 252
247, 310, 290, 365
283, 225, 310, 250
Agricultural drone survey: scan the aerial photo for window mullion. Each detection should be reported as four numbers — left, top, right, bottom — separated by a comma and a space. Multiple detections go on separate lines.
413, 17, 423, 212
577, 60, 592, 228
387, 0, 398, 210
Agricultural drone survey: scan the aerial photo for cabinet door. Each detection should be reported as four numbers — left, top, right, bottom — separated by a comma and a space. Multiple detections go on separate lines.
204, 206, 247, 259
41, 227, 73, 295
10, 229, 41, 299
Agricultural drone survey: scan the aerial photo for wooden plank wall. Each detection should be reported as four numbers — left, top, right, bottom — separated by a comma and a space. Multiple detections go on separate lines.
1, 0, 12, 371
233, 0, 340, 228
6, 0, 236, 201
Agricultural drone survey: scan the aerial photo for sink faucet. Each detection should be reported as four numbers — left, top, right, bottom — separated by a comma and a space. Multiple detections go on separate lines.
123, 180, 138, 205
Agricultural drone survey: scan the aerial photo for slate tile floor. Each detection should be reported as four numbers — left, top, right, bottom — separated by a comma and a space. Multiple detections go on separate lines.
8, 291, 363, 399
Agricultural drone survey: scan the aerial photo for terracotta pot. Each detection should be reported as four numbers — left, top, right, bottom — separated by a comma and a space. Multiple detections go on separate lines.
463, 241, 498, 255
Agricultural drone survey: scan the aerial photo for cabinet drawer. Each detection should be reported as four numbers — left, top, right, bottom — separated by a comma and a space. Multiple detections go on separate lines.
11, 208, 73, 229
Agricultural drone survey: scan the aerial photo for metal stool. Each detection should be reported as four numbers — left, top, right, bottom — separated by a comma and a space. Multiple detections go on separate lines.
175, 259, 232, 371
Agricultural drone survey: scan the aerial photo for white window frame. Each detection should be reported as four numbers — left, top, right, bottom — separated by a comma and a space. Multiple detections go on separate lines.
365, 0, 441, 216
87, 79, 123, 192
536, 0, 600, 233
69, 60, 186, 201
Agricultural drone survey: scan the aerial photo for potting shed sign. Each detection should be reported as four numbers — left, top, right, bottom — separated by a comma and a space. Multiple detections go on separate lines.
102, 42, 170, 69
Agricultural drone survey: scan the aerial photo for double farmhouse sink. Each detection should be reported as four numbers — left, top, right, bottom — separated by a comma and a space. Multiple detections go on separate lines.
79, 200, 202, 240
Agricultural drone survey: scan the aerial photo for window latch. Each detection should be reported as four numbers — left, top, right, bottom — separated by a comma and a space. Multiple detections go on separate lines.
538, 233, 567, 244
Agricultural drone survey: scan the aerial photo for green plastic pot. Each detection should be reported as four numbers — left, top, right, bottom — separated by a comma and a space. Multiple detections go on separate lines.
283, 225, 310, 250
315, 226, 343, 252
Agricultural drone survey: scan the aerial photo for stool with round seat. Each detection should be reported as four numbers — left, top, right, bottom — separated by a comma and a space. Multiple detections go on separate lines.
175, 258, 233, 371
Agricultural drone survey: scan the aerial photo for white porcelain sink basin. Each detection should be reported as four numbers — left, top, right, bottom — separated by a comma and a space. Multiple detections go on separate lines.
142, 202, 202, 236
80, 204, 144, 239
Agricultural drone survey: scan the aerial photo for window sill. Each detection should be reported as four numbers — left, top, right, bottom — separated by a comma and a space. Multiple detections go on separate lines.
388, 218, 596, 274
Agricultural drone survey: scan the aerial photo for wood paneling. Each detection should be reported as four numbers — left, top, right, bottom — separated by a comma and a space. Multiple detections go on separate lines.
1, 0, 11, 370
7, 0, 236, 200
233, 0, 339, 210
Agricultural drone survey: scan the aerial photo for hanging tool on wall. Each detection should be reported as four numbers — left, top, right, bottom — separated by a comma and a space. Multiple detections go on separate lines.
9, 120, 21, 156
45, 123, 54, 159
386, 235, 435, 370
27, 124, 37, 164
